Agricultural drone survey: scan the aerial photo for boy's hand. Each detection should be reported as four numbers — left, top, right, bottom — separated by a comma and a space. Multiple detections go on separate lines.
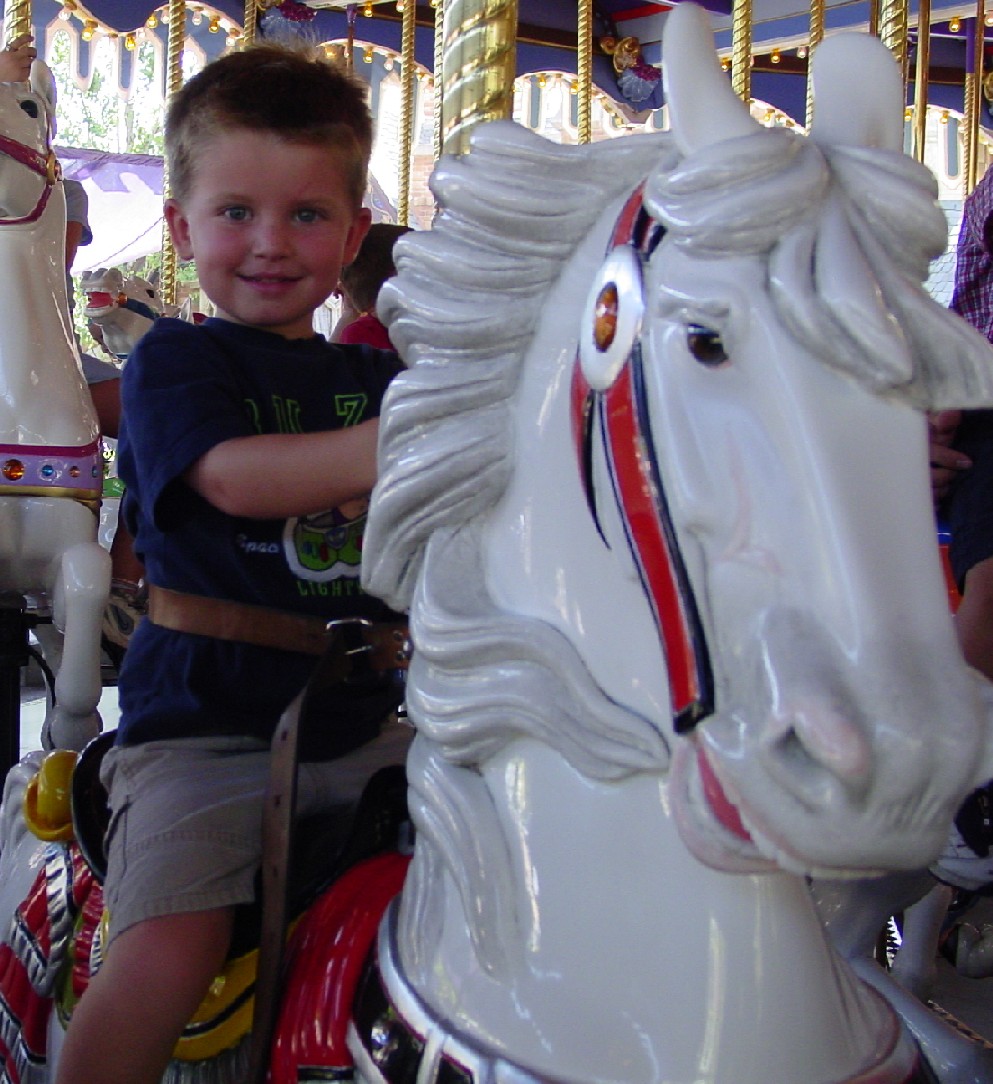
0, 35, 37, 83
929, 409, 971, 507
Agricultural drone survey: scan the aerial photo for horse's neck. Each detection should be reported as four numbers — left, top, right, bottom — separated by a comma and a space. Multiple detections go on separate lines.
0, 222, 97, 446
100, 311, 149, 357
398, 739, 901, 1083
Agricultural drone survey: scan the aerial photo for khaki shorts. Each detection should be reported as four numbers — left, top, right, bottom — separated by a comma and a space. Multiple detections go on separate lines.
99, 718, 412, 942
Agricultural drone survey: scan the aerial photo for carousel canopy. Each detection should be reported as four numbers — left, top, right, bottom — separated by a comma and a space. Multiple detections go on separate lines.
18, 0, 989, 122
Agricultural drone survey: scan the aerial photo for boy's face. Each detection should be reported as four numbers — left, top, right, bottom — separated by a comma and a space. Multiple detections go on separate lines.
165, 129, 371, 340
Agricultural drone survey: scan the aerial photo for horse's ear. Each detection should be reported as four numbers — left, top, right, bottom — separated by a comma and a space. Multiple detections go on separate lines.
808, 33, 904, 151
28, 61, 58, 137
662, 2, 758, 156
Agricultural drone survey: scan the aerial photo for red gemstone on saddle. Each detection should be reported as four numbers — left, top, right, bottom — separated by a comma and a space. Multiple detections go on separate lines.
2, 459, 24, 481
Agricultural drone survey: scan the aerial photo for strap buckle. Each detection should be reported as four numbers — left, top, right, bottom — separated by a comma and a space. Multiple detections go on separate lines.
324, 617, 412, 678
325, 615, 374, 656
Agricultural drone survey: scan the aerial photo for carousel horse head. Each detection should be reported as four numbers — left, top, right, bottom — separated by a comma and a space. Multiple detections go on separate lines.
0, 63, 59, 226
82, 267, 162, 358
367, 2, 993, 888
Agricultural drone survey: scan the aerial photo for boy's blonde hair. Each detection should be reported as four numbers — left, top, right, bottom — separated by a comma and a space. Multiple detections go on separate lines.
165, 41, 373, 207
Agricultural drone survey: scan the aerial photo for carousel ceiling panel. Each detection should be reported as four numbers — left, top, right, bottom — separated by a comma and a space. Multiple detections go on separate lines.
22, 0, 989, 117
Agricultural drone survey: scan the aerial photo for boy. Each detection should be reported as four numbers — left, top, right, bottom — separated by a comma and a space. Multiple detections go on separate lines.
55, 42, 409, 1084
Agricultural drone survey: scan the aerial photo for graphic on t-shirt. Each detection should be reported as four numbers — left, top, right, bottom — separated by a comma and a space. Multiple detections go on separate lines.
282, 497, 368, 582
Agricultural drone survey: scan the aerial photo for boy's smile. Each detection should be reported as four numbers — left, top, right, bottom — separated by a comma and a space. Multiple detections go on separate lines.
165, 129, 371, 340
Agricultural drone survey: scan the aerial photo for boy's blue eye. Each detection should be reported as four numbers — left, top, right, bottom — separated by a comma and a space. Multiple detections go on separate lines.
222, 206, 249, 222
296, 208, 321, 223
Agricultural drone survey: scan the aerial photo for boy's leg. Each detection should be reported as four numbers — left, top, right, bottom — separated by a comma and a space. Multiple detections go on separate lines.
55, 906, 234, 1084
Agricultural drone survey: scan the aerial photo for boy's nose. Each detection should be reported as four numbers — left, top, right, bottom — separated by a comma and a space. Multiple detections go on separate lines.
251, 219, 290, 256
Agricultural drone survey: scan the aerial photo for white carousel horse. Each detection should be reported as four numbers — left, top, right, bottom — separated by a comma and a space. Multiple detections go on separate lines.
352, 7, 993, 1082
4, 8, 993, 1083
0, 67, 110, 753
81, 266, 162, 359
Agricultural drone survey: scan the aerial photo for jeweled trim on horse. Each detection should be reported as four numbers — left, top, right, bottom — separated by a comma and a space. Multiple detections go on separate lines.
0, 441, 102, 512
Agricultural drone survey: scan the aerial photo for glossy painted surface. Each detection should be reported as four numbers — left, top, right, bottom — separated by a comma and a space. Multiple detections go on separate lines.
360, 5, 993, 1081
0, 71, 110, 751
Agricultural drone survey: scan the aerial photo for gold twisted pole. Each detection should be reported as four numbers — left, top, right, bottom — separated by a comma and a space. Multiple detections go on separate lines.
577, 0, 592, 144
440, 0, 518, 156
731, 0, 752, 103
967, 6, 986, 191
2, 0, 30, 45
160, 0, 186, 310
805, 0, 824, 128
398, 0, 416, 223
243, 0, 258, 47
878, 0, 909, 90
912, 0, 930, 161
434, 0, 444, 161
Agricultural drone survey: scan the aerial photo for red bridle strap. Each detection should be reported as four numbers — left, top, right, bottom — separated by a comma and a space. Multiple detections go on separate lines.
0, 131, 60, 227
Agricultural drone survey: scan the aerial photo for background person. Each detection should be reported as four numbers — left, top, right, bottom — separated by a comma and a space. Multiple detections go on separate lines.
332, 222, 410, 350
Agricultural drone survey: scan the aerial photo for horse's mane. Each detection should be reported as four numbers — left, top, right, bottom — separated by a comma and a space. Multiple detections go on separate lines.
367, 122, 674, 611
368, 121, 993, 621
645, 125, 993, 409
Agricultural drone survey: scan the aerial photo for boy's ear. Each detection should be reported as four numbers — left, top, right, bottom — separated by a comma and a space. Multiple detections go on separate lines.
164, 199, 195, 261
343, 207, 373, 268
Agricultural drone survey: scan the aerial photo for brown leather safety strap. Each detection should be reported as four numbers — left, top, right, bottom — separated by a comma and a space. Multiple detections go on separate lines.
147, 584, 409, 668
246, 618, 408, 1084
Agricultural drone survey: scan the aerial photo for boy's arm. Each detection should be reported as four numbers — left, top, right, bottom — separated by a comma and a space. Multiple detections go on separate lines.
184, 418, 380, 519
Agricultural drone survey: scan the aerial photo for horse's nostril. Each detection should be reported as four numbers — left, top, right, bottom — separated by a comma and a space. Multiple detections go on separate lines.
769, 702, 873, 803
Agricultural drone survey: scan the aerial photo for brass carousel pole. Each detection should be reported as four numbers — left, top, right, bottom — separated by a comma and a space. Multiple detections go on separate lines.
912, 0, 931, 161
577, 0, 593, 144
805, 0, 825, 128
965, 6, 986, 191
439, 0, 518, 156
160, 0, 186, 311
434, 0, 444, 161
398, 0, 416, 223
869, 0, 881, 36
346, 4, 356, 70
243, 0, 258, 46
878, 0, 910, 90
731, 0, 752, 103
2, 0, 30, 46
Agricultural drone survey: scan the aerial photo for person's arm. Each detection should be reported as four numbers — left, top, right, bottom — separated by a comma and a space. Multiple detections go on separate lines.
65, 220, 85, 271
0, 34, 35, 82
930, 409, 972, 507
88, 378, 122, 439
957, 556, 993, 683
184, 419, 380, 520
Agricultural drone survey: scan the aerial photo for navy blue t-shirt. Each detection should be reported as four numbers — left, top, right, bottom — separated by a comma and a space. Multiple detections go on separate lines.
116, 317, 403, 746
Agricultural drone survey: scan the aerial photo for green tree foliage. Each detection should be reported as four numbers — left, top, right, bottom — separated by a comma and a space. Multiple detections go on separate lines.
48, 32, 204, 353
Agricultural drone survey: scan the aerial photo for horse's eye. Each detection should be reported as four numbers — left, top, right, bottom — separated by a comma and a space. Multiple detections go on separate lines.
18, 100, 39, 119
687, 324, 728, 367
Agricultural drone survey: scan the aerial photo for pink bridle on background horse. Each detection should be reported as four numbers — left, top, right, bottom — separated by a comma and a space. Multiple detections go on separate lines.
0, 64, 109, 755
2, 6, 993, 1083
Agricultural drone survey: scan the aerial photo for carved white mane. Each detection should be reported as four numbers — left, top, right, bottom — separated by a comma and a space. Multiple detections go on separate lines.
648, 124, 989, 404
369, 119, 993, 620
